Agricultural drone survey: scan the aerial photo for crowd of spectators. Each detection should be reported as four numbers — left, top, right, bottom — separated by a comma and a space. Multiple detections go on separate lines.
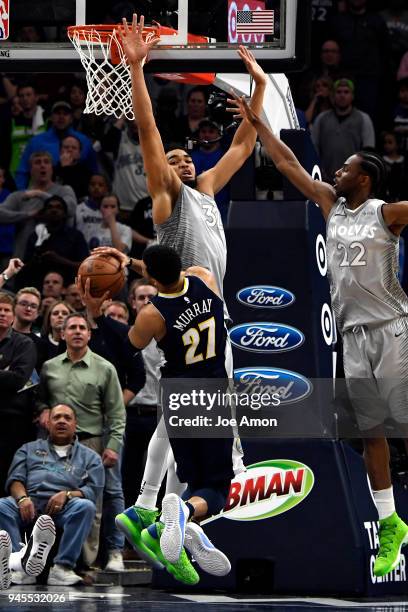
0, 0, 408, 585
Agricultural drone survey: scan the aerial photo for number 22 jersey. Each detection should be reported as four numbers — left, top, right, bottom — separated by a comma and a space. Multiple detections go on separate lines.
326, 197, 408, 333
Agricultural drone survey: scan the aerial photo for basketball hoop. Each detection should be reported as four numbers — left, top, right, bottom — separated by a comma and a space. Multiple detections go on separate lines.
67, 23, 160, 120
68, 23, 216, 121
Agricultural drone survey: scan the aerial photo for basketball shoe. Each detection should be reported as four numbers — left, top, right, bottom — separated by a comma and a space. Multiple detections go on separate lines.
141, 522, 199, 585
160, 493, 190, 563
184, 522, 231, 576
373, 512, 408, 577
20, 515, 56, 577
115, 506, 161, 568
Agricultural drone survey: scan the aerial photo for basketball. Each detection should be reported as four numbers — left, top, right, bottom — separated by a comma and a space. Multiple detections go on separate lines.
78, 253, 125, 298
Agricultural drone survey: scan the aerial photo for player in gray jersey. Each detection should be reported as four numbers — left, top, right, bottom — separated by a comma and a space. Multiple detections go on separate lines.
229, 93, 408, 578
93, 15, 267, 561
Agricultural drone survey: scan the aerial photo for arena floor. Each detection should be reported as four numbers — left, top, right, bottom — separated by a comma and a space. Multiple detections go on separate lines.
1, 585, 407, 611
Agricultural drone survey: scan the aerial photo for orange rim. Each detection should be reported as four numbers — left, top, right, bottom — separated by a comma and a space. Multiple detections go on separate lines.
67, 23, 160, 43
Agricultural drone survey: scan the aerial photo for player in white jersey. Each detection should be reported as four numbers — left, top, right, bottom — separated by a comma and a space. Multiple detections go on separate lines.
93, 16, 267, 552
229, 93, 408, 578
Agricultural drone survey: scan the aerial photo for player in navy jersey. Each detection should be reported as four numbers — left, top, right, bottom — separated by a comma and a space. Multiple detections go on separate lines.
116, 245, 232, 583
228, 93, 408, 578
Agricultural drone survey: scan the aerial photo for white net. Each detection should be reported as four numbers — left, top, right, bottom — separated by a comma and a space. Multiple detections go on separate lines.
68, 27, 140, 120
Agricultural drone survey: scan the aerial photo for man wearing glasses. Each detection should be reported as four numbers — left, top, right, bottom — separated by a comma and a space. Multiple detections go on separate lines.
13, 287, 47, 371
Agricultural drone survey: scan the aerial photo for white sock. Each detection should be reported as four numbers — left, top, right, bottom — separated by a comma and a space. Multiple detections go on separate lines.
165, 450, 187, 497
136, 419, 170, 509
372, 486, 395, 520
9, 550, 23, 573
136, 483, 161, 510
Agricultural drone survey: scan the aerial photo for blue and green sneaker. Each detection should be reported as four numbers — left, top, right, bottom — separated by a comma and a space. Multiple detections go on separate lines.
374, 512, 408, 577
115, 506, 161, 568
141, 522, 199, 585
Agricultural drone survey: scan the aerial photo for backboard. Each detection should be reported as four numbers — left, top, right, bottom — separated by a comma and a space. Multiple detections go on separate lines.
0, 0, 309, 73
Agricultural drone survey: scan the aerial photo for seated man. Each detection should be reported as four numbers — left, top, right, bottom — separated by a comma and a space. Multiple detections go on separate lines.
0, 404, 104, 586
0, 515, 56, 591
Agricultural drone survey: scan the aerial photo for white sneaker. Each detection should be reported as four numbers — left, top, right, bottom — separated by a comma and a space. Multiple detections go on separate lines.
21, 515, 56, 577
184, 522, 231, 576
11, 571, 36, 585
160, 494, 189, 563
105, 550, 125, 572
47, 564, 82, 586
0, 531, 11, 590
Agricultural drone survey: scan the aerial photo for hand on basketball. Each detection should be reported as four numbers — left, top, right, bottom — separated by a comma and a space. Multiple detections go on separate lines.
118, 14, 161, 66
226, 91, 258, 124
237, 46, 267, 86
91, 247, 129, 270
77, 276, 110, 318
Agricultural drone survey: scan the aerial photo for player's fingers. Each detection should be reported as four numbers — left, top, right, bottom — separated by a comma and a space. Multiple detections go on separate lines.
147, 35, 161, 49
237, 45, 249, 60
122, 17, 129, 35
241, 45, 253, 60
138, 15, 145, 35
77, 277, 85, 297
132, 13, 138, 32
84, 278, 92, 296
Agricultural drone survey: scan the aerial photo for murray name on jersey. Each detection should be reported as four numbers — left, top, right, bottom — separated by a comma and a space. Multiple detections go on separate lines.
173, 298, 213, 332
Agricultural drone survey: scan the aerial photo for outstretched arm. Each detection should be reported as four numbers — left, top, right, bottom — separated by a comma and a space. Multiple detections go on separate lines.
198, 47, 267, 196
382, 201, 408, 234
184, 266, 220, 297
228, 94, 336, 219
118, 15, 180, 221
90, 246, 145, 276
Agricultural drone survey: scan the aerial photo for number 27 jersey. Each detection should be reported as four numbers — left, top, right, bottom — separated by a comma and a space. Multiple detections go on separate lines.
150, 275, 227, 378
326, 197, 408, 333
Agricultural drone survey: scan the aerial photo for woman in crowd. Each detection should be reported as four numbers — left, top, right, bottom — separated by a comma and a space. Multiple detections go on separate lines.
41, 299, 73, 359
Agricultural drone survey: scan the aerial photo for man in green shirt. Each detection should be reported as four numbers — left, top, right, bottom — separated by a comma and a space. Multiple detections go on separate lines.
37, 312, 126, 571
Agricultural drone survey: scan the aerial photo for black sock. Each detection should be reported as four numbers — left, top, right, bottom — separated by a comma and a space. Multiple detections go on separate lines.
185, 501, 195, 520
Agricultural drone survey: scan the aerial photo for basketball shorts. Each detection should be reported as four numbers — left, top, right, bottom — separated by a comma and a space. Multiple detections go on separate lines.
169, 436, 234, 495
342, 317, 408, 431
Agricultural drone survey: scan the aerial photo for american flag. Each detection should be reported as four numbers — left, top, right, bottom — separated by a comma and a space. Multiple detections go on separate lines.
236, 10, 274, 34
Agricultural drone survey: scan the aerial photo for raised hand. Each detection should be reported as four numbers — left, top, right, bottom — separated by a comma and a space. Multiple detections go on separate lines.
226, 90, 258, 124
91, 246, 129, 270
117, 13, 161, 66
3, 257, 24, 278
77, 276, 110, 318
237, 45, 267, 86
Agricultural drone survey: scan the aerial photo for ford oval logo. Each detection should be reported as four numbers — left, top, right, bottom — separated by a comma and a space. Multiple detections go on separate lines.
229, 322, 304, 353
234, 367, 313, 405
236, 286, 295, 309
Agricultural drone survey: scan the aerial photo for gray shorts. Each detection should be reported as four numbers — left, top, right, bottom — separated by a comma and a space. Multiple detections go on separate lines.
342, 317, 408, 431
